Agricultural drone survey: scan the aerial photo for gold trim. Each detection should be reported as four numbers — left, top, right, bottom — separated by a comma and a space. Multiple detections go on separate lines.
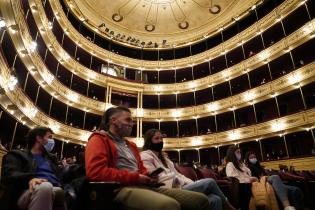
3, 0, 315, 121
261, 156, 315, 171
64, 0, 254, 49
49, 0, 303, 70
29, 0, 315, 94
1, 50, 315, 149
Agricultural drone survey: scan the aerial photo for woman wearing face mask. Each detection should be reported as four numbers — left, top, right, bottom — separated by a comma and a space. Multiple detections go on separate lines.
245, 151, 303, 210
225, 146, 258, 184
225, 145, 257, 210
140, 129, 236, 210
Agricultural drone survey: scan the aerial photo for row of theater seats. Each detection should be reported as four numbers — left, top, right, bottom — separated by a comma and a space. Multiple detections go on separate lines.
75, 165, 315, 210
175, 166, 315, 210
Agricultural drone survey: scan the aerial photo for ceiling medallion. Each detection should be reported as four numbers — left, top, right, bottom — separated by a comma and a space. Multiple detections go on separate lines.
178, 21, 189, 29
112, 13, 123, 22
209, 5, 221, 14
145, 24, 155, 32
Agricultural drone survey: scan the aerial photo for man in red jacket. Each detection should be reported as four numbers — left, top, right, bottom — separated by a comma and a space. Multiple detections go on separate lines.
85, 106, 210, 210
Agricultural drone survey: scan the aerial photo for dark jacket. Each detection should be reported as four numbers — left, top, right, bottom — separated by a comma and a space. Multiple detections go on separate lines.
247, 163, 266, 179
0, 149, 61, 210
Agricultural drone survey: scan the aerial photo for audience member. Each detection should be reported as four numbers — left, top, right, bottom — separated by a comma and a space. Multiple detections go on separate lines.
141, 129, 236, 210
245, 151, 303, 210
85, 107, 210, 210
225, 145, 257, 210
1, 127, 66, 210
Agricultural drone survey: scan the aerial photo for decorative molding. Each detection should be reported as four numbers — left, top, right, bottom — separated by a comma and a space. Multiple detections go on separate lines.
48, 0, 303, 70
28, 0, 315, 95
261, 156, 315, 171
1, 52, 315, 149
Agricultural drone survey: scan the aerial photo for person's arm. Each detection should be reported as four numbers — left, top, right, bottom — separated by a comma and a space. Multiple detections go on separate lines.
166, 158, 193, 185
140, 151, 161, 173
129, 143, 148, 175
1, 152, 36, 188
85, 135, 141, 185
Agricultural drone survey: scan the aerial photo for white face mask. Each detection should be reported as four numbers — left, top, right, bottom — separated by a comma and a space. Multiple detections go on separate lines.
235, 153, 242, 161
43, 138, 55, 152
249, 158, 257, 164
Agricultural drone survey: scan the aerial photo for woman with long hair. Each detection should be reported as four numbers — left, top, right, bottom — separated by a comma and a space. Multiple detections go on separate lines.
141, 129, 236, 210
225, 145, 258, 210
245, 151, 303, 210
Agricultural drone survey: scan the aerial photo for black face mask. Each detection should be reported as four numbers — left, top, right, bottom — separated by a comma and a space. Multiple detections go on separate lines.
150, 142, 164, 152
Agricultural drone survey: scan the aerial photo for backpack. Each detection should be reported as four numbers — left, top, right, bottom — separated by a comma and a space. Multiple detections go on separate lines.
249, 176, 279, 210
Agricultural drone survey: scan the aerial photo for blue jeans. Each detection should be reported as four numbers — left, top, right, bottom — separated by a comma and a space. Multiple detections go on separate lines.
183, 178, 227, 210
267, 175, 303, 210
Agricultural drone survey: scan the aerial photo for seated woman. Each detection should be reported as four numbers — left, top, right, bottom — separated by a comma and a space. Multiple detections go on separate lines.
226, 145, 300, 210
225, 145, 257, 210
140, 129, 236, 210
245, 151, 303, 210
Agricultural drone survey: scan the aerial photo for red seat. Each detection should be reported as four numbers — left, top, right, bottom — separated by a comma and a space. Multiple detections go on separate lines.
175, 166, 198, 181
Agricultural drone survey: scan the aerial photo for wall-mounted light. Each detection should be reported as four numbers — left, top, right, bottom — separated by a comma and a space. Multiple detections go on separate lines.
80, 132, 91, 141
136, 137, 144, 148
24, 107, 38, 118
172, 110, 182, 118
271, 120, 286, 131
244, 91, 256, 101
207, 102, 219, 112
67, 92, 79, 102
50, 124, 60, 132
44, 72, 55, 84
28, 41, 37, 53
259, 51, 270, 61
287, 72, 302, 85
7, 76, 18, 91
0, 18, 6, 28
192, 138, 202, 146
136, 108, 144, 118
228, 130, 241, 141
48, 21, 53, 29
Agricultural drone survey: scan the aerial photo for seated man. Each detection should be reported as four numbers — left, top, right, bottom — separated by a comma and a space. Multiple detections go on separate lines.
1, 127, 66, 210
85, 106, 210, 210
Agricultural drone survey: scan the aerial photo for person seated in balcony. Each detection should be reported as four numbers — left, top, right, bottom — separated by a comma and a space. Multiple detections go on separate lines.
0, 127, 66, 210
245, 151, 303, 210
85, 106, 210, 210
140, 129, 236, 210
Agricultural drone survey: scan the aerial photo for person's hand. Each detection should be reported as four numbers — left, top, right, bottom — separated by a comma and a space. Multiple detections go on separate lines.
28, 178, 47, 192
138, 174, 158, 186
250, 177, 258, 183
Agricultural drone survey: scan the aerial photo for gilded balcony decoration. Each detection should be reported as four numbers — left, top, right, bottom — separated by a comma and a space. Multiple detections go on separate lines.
15, 0, 315, 94
3, 0, 315, 120
63, 0, 256, 49
47, 0, 303, 69
1, 53, 315, 149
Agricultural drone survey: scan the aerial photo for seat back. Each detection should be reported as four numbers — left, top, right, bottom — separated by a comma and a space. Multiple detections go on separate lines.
175, 166, 198, 181
196, 168, 220, 180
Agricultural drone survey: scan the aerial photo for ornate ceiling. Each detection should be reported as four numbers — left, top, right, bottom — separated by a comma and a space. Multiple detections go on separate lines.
67, 0, 257, 48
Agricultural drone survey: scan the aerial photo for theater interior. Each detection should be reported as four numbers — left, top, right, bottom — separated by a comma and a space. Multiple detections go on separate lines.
0, 0, 315, 209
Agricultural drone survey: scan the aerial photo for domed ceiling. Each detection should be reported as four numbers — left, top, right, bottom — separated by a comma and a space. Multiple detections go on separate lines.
67, 0, 257, 48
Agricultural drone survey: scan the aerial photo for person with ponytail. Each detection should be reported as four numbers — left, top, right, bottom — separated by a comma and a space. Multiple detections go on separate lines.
141, 129, 236, 210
